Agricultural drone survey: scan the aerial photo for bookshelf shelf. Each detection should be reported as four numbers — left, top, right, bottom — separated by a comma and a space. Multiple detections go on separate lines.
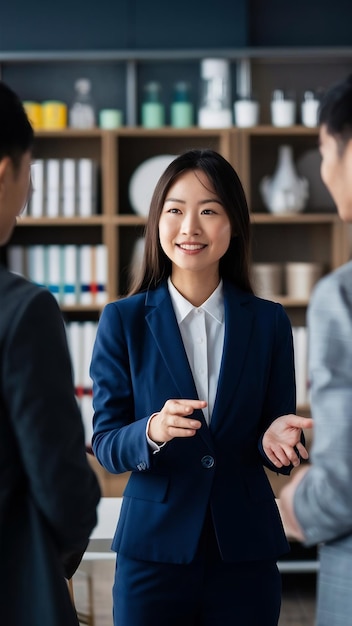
19, 216, 107, 226
251, 212, 339, 224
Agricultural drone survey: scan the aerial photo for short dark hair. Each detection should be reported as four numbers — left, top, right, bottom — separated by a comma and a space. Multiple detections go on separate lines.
319, 74, 352, 146
128, 149, 253, 295
0, 81, 34, 170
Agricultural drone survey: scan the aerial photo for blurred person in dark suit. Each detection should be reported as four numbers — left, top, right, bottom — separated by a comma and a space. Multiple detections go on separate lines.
0, 80, 100, 626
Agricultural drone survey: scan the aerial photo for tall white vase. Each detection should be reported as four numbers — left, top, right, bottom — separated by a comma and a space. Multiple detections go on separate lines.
260, 145, 309, 214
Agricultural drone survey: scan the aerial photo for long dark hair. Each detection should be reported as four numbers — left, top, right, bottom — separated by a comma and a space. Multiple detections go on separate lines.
128, 149, 253, 295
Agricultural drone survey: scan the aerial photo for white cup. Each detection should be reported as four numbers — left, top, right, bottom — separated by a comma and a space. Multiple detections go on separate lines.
198, 107, 233, 128
271, 100, 296, 127
285, 262, 323, 299
251, 263, 283, 298
234, 100, 259, 127
301, 99, 320, 127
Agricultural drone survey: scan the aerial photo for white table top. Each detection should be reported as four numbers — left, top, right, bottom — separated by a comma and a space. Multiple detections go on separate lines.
85, 497, 122, 558
84, 497, 319, 573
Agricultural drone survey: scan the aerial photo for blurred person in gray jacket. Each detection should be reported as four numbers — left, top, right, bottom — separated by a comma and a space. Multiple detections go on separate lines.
280, 74, 352, 626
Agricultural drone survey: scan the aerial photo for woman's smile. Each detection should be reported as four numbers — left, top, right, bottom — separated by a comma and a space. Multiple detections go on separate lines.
176, 241, 207, 253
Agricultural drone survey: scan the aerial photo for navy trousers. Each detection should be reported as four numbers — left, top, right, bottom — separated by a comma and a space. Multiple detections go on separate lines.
113, 512, 282, 626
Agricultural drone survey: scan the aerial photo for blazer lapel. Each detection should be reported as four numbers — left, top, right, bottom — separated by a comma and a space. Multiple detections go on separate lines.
145, 282, 254, 441
145, 283, 198, 401
210, 282, 254, 431
145, 283, 212, 446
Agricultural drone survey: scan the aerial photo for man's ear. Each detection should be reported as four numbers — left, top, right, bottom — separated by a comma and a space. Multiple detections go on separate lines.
0, 157, 11, 194
345, 138, 352, 161
0, 157, 11, 181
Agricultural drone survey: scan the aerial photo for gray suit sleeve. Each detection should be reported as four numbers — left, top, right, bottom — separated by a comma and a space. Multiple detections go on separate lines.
293, 264, 352, 545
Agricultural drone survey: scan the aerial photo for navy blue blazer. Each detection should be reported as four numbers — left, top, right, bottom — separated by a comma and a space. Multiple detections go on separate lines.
91, 279, 295, 564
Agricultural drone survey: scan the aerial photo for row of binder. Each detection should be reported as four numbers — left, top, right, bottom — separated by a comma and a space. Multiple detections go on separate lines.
66, 320, 98, 444
7, 244, 108, 306
27, 158, 99, 218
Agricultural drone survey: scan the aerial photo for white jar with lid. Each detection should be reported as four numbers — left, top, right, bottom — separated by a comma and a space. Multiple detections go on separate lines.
234, 98, 260, 127
271, 89, 296, 127
301, 91, 320, 127
198, 59, 232, 128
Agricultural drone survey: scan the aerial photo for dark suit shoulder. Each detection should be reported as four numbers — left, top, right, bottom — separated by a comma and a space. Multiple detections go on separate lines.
248, 292, 283, 312
0, 264, 39, 292
255, 298, 289, 327
0, 265, 49, 307
225, 281, 286, 316
107, 290, 148, 310
100, 292, 146, 326
0, 266, 61, 344
104, 284, 169, 317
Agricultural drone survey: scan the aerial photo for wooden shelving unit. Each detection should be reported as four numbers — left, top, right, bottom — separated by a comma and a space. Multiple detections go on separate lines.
11, 125, 348, 309
7, 124, 349, 501
239, 126, 349, 324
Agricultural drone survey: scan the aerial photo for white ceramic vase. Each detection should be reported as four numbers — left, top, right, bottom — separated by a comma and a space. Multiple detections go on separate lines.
260, 145, 309, 214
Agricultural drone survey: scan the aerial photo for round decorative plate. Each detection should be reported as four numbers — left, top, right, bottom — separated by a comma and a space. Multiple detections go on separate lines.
128, 154, 177, 216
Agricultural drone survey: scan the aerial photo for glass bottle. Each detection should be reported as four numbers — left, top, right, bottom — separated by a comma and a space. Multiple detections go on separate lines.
170, 82, 194, 128
141, 82, 165, 128
69, 78, 95, 129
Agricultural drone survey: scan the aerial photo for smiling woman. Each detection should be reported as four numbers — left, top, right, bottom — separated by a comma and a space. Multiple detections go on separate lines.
89, 148, 313, 626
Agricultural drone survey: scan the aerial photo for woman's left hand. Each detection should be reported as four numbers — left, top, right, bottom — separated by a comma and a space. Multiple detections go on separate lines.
278, 465, 310, 541
263, 414, 313, 468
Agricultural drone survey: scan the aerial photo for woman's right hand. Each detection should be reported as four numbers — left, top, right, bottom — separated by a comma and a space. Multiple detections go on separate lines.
148, 399, 206, 444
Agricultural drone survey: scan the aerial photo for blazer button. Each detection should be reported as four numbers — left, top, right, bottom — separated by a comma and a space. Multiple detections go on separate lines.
201, 455, 215, 469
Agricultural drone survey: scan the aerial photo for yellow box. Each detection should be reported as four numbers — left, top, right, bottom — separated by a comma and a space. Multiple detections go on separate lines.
41, 100, 67, 129
23, 101, 43, 130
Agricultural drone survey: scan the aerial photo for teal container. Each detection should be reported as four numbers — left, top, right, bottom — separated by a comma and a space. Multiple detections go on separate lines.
171, 102, 193, 128
141, 82, 165, 128
170, 81, 194, 128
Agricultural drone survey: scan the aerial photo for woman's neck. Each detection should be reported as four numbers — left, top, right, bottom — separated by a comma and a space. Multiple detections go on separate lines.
170, 270, 220, 307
